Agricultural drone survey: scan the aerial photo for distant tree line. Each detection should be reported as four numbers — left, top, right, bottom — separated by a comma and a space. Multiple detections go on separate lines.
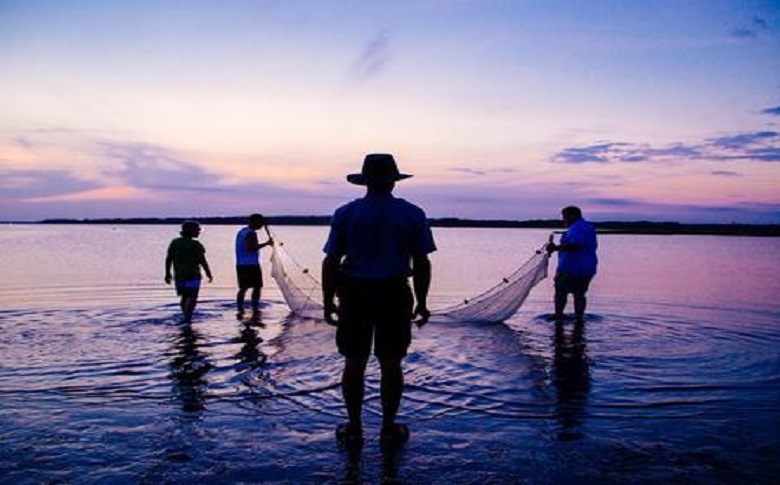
34, 215, 780, 236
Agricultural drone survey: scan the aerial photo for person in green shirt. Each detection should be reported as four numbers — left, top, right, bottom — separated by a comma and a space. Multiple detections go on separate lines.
165, 220, 213, 323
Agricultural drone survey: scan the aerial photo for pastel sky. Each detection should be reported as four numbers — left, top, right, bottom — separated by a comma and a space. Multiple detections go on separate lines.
1, 1, 779, 223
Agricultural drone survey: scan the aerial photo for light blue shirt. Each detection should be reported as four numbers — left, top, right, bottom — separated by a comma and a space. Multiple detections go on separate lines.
323, 193, 437, 279
235, 227, 259, 266
557, 218, 598, 277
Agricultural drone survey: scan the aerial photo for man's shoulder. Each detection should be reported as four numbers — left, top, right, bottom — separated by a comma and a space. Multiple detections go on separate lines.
577, 219, 596, 233
393, 197, 427, 217
332, 199, 359, 217
334, 197, 365, 208
169, 237, 201, 249
333, 196, 427, 218
185, 237, 204, 248
571, 218, 592, 229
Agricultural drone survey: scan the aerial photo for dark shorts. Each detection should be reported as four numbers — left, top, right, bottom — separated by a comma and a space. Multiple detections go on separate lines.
554, 272, 594, 295
236, 265, 263, 289
175, 279, 201, 298
336, 276, 414, 360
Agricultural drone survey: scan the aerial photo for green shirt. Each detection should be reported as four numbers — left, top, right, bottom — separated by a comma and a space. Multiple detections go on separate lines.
167, 237, 206, 281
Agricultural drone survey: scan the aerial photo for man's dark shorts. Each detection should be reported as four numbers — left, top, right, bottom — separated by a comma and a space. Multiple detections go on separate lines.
236, 264, 263, 289
336, 276, 414, 360
175, 279, 201, 298
554, 272, 594, 295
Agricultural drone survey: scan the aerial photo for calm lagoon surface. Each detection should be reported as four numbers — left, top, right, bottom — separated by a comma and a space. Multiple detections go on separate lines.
1, 224, 779, 484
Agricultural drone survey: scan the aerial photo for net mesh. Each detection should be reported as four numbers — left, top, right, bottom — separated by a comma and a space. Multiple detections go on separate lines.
270, 237, 550, 323
434, 246, 550, 322
270, 242, 325, 321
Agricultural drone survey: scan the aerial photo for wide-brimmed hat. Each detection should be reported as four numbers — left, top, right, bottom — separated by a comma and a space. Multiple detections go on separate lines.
346, 153, 413, 185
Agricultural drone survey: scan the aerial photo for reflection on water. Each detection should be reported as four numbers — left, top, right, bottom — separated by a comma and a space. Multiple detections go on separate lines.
169, 322, 211, 414
0, 297, 778, 483
235, 318, 268, 373
553, 320, 590, 441
1, 226, 780, 483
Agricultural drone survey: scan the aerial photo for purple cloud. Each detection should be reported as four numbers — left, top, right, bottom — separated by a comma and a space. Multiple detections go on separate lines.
0, 169, 98, 198
708, 131, 777, 150
729, 16, 769, 39
584, 197, 643, 207
448, 167, 519, 176
97, 141, 228, 192
350, 31, 391, 80
761, 106, 780, 116
552, 142, 631, 163
553, 131, 780, 164
711, 170, 742, 177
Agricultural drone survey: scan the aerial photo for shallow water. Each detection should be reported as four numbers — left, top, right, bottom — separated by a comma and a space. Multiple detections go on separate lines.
1, 225, 779, 484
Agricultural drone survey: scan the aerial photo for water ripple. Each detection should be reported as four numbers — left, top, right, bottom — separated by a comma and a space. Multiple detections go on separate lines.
1, 293, 779, 483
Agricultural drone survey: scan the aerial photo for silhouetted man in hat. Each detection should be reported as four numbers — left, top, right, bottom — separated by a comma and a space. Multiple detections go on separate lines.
322, 153, 436, 450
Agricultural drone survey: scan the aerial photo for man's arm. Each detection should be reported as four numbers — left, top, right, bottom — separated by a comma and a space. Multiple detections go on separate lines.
547, 241, 582, 253
411, 254, 431, 327
244, 231, 260, 253
321, 254, 341, 326
165, 253, 173, 284
200, 255, 213, 283
547, 226, 584, 253
244, 230, 273, 252
198, 245, 213, 283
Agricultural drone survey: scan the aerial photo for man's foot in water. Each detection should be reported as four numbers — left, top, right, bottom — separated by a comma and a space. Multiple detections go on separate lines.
336, 423, 364, 448
380, 423, 409, 451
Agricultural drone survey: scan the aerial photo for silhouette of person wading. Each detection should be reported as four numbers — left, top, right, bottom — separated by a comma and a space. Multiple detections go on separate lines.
322, 153, 436, 450
546, 206, 598, 323
235, 213, 273, 319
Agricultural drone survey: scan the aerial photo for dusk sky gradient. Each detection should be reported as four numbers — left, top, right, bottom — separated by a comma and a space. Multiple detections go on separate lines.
1, 1, 779, 223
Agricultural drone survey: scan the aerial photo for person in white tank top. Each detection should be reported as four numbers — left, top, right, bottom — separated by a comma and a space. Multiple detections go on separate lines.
235, 213, 273, 319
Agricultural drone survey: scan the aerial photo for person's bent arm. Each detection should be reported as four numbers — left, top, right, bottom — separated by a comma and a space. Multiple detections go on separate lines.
412, 254, 431, 327
322, 255, 341, 326
244, 230, 261, 253
549, 241, 582, 253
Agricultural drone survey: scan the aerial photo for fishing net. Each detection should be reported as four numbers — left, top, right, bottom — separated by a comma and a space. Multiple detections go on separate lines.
433, 244, 550, 322
270, 242, 325, 321
270, 236, 550, 323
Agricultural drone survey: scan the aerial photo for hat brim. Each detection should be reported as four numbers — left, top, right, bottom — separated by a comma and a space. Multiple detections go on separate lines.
346, 173, 413, 185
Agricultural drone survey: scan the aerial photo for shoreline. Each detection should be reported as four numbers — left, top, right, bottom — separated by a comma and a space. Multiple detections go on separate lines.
7, 216, 779, 237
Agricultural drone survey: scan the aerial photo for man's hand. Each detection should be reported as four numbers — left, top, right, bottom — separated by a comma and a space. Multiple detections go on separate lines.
413, 304, 431, 328
323, 302, 340, 327
545, 242, 558, 254
165, 274, 172, 285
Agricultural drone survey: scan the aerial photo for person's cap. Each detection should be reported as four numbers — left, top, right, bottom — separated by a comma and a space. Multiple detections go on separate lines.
346, 153, 412, 185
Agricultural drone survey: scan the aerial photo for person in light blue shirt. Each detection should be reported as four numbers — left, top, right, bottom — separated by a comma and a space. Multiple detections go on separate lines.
546, 206, 598, 322
322, 153, 436, 450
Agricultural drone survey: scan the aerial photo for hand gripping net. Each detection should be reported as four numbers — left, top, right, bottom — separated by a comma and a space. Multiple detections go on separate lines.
270, 237, 550, 323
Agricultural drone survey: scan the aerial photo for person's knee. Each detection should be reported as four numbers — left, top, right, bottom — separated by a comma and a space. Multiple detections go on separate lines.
345, 357, 368, 374
378, 356, 403, 374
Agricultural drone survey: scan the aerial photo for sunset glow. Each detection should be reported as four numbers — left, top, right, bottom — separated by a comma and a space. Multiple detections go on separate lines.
1, 1, 778, 223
